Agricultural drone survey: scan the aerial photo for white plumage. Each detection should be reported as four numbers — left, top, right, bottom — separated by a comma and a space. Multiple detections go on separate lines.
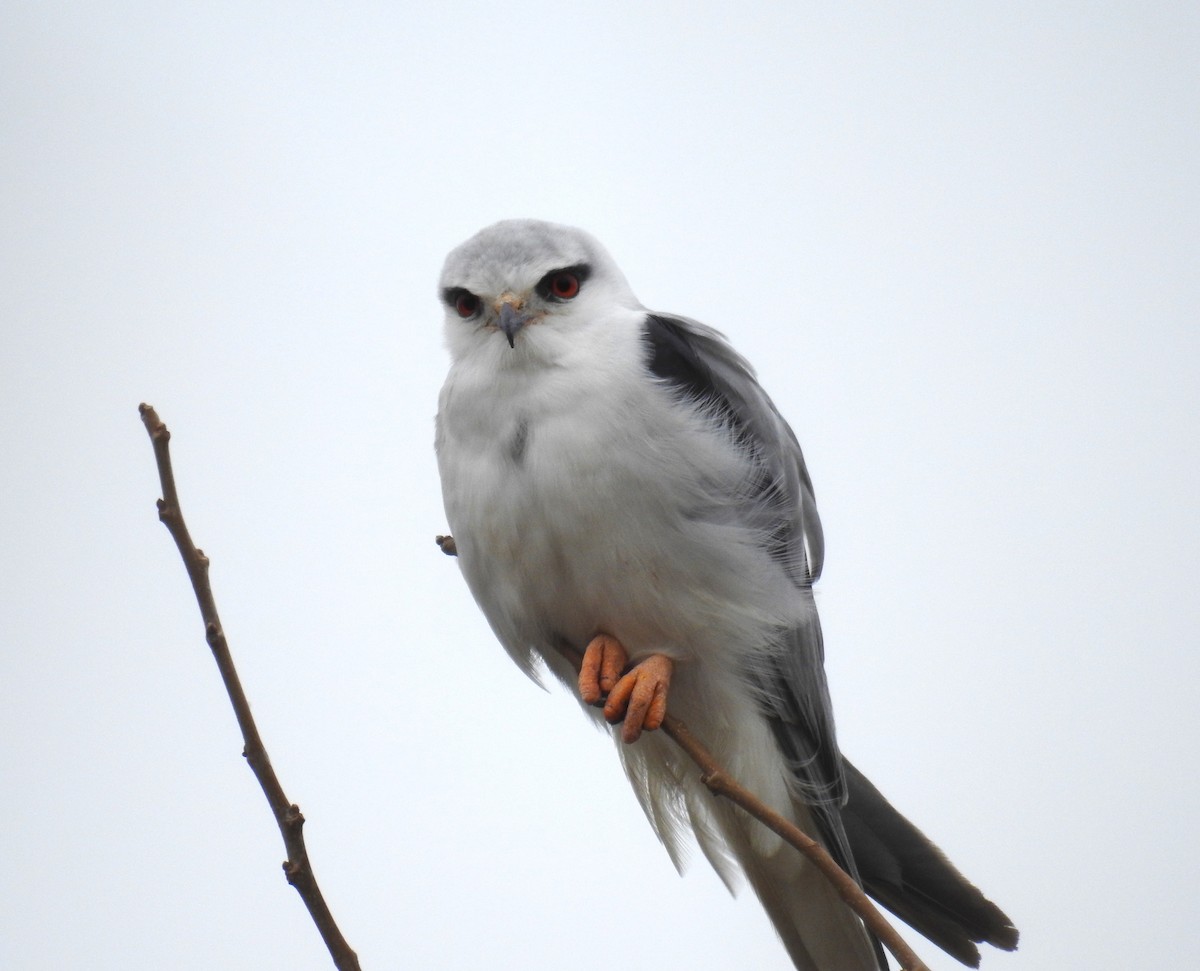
435, 219, 1017, 970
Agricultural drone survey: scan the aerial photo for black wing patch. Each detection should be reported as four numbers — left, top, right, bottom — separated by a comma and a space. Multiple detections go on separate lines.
644, 313, 797, 570
644, 313, 729, 409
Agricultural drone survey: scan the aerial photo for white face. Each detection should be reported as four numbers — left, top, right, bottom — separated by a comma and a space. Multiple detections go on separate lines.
438, 219, 640, 363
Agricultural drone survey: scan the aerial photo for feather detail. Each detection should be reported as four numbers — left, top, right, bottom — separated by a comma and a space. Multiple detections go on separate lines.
436, 219, 1018, 971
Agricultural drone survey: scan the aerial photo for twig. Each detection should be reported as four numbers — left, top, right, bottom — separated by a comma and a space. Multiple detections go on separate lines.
140, 404, 360, 971
437, 534, 930, 971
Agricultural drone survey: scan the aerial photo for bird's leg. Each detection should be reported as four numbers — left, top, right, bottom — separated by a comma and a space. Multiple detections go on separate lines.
579, 634, 674, 744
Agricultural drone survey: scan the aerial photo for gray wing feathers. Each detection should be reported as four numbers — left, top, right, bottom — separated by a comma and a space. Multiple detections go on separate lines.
643, 313, 824, 581
641, 314, 1018, 971
841, 760, 1020, 967
642, 313, 844, 807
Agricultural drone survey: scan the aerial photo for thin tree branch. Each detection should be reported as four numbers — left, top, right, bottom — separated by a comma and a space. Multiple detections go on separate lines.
437, 533, 930, 971
140, 404, 360, 971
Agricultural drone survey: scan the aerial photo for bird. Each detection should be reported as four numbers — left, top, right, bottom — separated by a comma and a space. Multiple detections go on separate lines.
434, 218, 1018, 970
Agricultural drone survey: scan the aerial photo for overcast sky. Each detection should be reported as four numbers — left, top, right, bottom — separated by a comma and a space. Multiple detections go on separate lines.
2, 3, 1197, 969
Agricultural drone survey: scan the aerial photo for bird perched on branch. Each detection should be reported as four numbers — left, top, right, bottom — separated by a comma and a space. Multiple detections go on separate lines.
434, 219, 1018, 970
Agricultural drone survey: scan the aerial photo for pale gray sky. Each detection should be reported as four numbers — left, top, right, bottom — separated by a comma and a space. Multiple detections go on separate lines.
2, 2, 1197, 969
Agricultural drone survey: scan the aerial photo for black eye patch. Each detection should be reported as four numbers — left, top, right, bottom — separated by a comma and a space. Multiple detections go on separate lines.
535, 264, 592, 301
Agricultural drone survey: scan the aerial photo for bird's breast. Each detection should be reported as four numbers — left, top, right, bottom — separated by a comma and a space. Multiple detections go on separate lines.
437, 355, 799, 667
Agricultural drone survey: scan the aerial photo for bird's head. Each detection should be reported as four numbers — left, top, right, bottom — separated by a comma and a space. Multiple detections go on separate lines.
438, 219, 640, 362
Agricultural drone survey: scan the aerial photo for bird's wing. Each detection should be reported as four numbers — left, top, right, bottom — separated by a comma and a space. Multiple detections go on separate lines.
643, 313, 824, 583
642, 313, 855, 868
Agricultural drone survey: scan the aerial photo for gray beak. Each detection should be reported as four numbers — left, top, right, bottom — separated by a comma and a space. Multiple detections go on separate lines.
498, 302, 528, 348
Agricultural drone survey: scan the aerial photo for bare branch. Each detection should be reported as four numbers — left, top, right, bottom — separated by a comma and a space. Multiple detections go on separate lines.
140, 404, 360, 971
437, 532, 930, 971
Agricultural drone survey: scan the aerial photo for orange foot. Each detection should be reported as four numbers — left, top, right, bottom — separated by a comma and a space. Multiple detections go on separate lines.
578, 634, 674, 744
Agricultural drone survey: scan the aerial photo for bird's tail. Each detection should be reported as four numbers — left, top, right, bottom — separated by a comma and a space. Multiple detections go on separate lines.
840, 759, 1020, 968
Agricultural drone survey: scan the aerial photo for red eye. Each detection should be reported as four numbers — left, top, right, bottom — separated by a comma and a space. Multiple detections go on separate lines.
549, 272, 580, 300
455, 293, 480, 318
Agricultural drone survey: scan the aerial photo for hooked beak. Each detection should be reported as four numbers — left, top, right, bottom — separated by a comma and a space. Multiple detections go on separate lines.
497, 296, 529, 349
